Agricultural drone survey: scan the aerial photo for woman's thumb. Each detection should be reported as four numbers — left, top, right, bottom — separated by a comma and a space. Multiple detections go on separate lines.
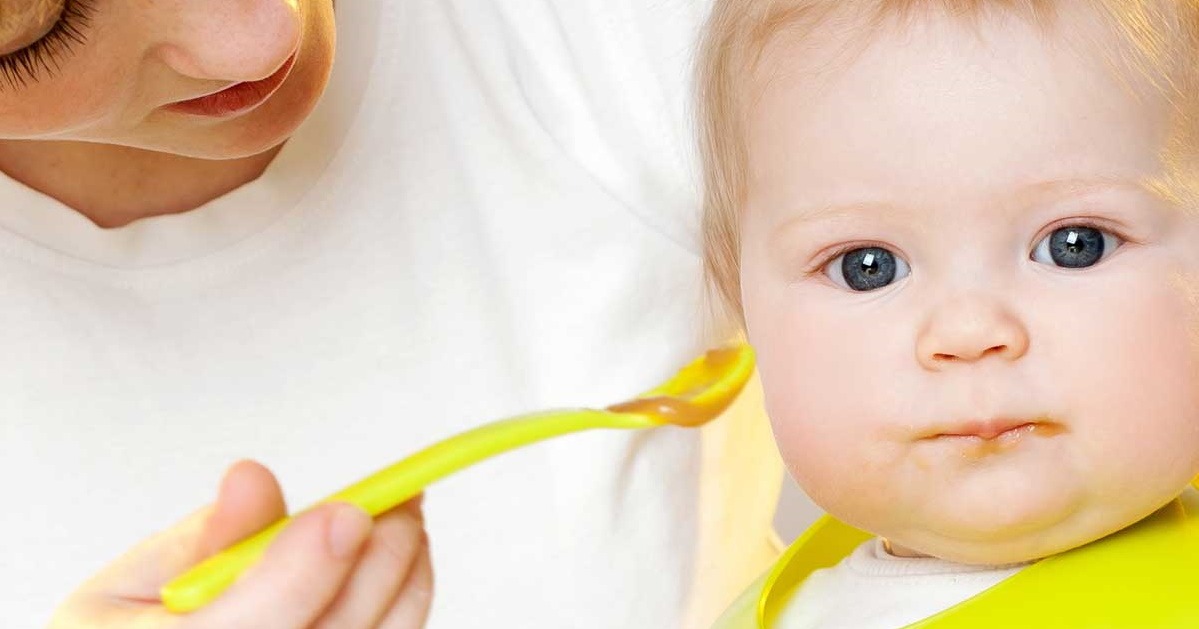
194, 460, 288, 559
89, 460, 288, 602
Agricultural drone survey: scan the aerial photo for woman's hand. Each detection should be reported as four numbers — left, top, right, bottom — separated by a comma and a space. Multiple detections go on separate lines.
49, 460, 433, 629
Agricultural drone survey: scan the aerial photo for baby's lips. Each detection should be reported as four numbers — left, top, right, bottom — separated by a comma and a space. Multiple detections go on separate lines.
916, 415, 1064, 441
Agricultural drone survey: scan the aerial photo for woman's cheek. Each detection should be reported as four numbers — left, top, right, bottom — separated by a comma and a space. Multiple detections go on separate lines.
0, 64, 126, 137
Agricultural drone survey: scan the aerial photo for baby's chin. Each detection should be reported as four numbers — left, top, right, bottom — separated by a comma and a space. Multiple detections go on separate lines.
888, 524, 1089, 565
875, 489, 1185, 565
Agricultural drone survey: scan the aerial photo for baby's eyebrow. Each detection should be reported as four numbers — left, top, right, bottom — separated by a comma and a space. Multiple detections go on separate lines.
784, 176, 1159, 222
768, 175, 1170, 243
1021, 174, 1197, 214
1016, 176, 1157, 200
772, 200, 915, 234
767, 200, 915, 249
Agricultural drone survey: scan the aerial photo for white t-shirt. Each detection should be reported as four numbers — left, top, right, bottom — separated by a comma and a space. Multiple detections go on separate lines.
776, 539, 1027, 629
0, 1, 782, 627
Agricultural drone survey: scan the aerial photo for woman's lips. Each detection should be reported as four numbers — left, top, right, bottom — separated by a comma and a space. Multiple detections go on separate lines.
165, 54, 297, 118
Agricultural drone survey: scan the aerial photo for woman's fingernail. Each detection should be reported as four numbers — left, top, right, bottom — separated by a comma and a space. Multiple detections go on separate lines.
327, 504, 371, 559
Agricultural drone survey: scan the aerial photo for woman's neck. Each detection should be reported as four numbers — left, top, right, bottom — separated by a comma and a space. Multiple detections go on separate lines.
0, 140, 282, 228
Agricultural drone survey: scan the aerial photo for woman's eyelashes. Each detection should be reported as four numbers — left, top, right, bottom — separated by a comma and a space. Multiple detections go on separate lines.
0, 0, 93, 91
818, 224, 1125, 293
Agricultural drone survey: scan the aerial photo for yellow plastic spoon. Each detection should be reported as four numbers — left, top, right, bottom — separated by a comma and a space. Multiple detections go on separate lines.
162, 343, 755, 613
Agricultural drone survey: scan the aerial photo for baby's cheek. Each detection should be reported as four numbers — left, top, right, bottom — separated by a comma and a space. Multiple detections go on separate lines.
1172, 271, 1199, 357
1092, 273, 1199, 481
749, 290, 906, 506
1162, 260, 1199, 478
764, 372, 882, 510
1165, 217, 1199, 357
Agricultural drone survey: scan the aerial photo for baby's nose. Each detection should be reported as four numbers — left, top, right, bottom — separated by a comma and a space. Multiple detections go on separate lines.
915, 294, 1030, 370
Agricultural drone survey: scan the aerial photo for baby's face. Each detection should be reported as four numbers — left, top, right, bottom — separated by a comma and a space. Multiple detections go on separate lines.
740, 7, 1199, 564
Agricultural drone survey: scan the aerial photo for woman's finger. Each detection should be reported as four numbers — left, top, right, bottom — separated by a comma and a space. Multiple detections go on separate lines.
195, 460, 289, 558
311, 498, 426, 629
376, 530, 434, 629
191, 502, 372, 629
78, 460, 286, 604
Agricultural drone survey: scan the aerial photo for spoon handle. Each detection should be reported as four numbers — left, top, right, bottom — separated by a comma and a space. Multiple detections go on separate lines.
161, 408, 657, 613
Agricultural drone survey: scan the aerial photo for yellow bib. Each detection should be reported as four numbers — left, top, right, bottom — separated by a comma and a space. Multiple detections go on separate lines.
713, 489, 1199, 628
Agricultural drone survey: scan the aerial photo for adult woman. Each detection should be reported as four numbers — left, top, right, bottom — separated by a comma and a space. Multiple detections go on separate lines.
1, 1, 783, 627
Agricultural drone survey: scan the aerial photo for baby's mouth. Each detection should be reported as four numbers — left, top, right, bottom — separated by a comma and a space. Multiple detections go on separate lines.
919, 417, 1065, 457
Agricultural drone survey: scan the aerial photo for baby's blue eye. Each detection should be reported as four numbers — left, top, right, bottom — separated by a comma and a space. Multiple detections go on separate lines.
1031, 226, 1120, 268
825, 246, 910, 291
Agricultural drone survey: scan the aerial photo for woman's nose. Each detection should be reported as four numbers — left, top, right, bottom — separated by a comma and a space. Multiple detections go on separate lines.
915, 294, 1030, 370
151, 0, 302, 83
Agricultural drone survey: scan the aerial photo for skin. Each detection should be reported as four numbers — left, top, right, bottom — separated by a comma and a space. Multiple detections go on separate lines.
0, 2, 434, 625
50, 462, 433, 629
0, 0, 336, 226
739, 3, 1199, 565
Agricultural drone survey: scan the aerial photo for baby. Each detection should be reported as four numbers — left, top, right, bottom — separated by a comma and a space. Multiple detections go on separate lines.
697, 0, 1199, 626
